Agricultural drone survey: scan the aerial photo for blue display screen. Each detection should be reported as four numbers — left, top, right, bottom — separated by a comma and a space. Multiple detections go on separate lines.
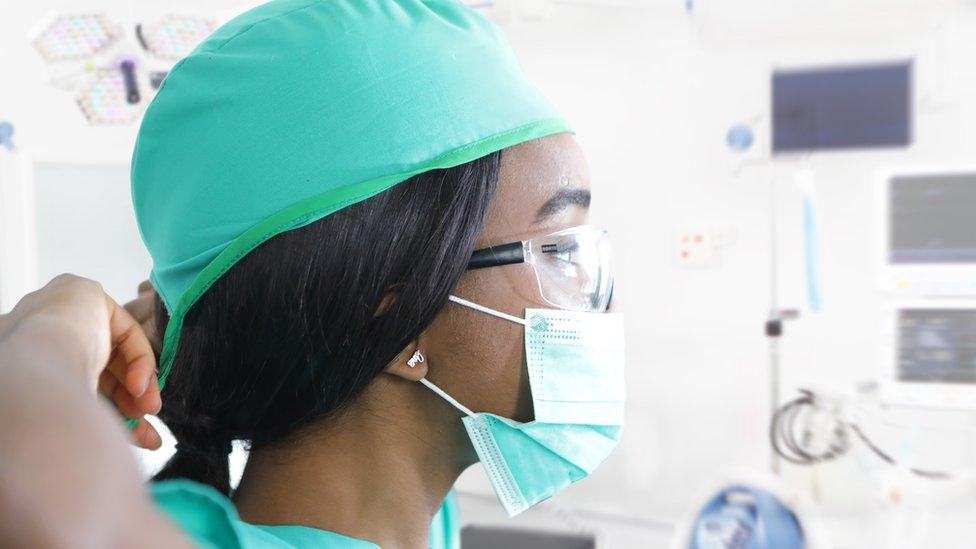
772, 61, 912, 153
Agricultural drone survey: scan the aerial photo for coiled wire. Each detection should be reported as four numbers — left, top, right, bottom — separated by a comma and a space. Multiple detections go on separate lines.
770, 390, 950, 479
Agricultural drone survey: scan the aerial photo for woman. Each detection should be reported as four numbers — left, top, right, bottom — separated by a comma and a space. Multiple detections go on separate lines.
0, 0, 624, 547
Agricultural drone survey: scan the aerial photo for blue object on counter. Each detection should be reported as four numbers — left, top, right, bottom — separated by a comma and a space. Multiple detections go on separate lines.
690, 485, 804, 549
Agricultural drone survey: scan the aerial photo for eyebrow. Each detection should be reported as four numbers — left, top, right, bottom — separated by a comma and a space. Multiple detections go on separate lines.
534, 188, 591, 224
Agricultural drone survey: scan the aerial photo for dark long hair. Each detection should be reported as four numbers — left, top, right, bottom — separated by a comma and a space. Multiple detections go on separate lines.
153, 152, 502, 495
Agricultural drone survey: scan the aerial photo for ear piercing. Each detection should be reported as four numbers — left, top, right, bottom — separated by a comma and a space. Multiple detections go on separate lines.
407, 350, 425, 368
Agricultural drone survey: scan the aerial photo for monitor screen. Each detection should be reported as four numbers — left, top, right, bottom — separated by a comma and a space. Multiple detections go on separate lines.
897, 309, 976, 384
889, 173, 976, 264
462, 527, 595, 549
772, 61, 912, 153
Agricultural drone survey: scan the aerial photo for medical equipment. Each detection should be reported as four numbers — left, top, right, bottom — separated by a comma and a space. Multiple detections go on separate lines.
75, 66, 146, 125
0, 123, 14, 151
795, 169, 821, 312
761, 60, 914, 471
117, 57, 140, 104
31, 13, 121, 62
772, 60, 912, 153
771, 389, 950, 478
879, 301, 976, 410
31, 11, 215, 125
467, 225, 614, 313
688, 486, 804, 549
135, 15, 216, 60
878, 168, 976, 296
462, 526, 595, 549
726, 124, 754, 153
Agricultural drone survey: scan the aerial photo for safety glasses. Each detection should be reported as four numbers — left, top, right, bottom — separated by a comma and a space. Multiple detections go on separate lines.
467, 225, 614, 312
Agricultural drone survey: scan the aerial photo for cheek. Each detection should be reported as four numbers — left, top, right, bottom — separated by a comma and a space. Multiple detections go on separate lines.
426, 270, 538, 421
434, 303, 534, 421
455, 315, 528, 419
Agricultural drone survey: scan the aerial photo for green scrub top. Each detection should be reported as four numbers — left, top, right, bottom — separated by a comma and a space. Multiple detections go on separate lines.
150, 480, 460, 549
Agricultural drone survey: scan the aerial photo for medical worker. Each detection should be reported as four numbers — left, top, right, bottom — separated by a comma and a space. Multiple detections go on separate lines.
0, 0, 625, 547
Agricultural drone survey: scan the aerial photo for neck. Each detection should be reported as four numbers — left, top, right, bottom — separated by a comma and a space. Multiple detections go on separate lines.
233, 375, 474, 549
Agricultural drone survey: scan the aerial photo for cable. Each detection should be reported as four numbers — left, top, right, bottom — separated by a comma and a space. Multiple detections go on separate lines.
770, 390, 950, 479
769, 390, 848, 465
847, 423, 950, 479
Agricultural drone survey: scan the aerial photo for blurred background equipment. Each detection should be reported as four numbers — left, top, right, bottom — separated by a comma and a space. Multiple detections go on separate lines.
135, 14, 216, 60
760, 59, 915, 473
880, 301, 976, 410
771, 61, 913, 153
75, 66, 145, 125
688, 486, 804, 549
881, 168, 976, 296
0, 122, 15, 151
30, 10, 215, 126
31, 12, 121, 62
770, 389, 950, 478
462, 526, 595, 549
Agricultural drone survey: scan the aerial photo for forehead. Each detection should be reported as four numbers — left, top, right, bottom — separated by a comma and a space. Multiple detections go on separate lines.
478, 133, 591, 247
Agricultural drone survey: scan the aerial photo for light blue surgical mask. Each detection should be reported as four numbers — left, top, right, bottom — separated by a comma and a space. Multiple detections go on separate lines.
420, 294, 626, 516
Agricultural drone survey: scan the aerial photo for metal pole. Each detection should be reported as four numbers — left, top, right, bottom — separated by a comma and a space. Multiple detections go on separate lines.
769, 170, 781, 475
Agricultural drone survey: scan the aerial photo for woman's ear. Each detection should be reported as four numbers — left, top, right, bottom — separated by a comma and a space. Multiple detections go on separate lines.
384, 343, 428, 382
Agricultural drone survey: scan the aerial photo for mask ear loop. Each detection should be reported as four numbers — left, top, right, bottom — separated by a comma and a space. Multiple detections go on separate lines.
420, 295, 529, 417
447, 295, 528, 326
419, 378, 476, 417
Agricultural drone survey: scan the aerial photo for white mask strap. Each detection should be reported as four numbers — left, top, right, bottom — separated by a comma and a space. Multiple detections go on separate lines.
419, 377, 475, 417
448, 294, 528, 326
420, 296, 526, 418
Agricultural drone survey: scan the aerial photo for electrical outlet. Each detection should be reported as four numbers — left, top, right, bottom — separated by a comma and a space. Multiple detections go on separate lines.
675, 229, 714, 266
674, 226, 735, 267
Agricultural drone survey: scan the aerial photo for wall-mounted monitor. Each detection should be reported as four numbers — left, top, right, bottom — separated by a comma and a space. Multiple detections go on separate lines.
878, 168, 976, 296
772, 61, 912, 153
881, 301, 976, 409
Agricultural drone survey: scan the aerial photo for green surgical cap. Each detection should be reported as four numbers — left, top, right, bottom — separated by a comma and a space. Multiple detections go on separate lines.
131, 0, 571, 386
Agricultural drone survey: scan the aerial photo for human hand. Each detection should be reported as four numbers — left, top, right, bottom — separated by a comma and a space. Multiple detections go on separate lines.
0, 274, 162, 449
123, 279, 161, 355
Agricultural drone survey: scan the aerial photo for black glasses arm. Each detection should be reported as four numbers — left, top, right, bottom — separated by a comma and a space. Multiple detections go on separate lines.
467, 241, 524, 270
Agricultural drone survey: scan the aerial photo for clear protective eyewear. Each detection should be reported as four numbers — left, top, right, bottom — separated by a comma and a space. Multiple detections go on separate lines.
467, 225, 614, 312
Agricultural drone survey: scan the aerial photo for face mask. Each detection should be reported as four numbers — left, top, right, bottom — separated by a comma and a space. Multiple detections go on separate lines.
419, 294, 626, 516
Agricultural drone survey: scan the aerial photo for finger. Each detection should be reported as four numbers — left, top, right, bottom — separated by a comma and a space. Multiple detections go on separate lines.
108, 362, 161, 417
137, 279, 155, 295
112, 382, 144, 418
135, 371, 162, 416
130, 416, 162, 450
142, 318, 160, 356
123, 293, 155, 324
97, 368, 119, 398
104, 296, 156, 398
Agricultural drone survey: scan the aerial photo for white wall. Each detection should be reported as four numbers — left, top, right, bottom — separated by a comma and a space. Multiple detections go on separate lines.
4, 0, 976, 547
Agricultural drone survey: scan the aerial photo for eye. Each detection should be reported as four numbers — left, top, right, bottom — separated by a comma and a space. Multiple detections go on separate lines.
541, 240, 579, 264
